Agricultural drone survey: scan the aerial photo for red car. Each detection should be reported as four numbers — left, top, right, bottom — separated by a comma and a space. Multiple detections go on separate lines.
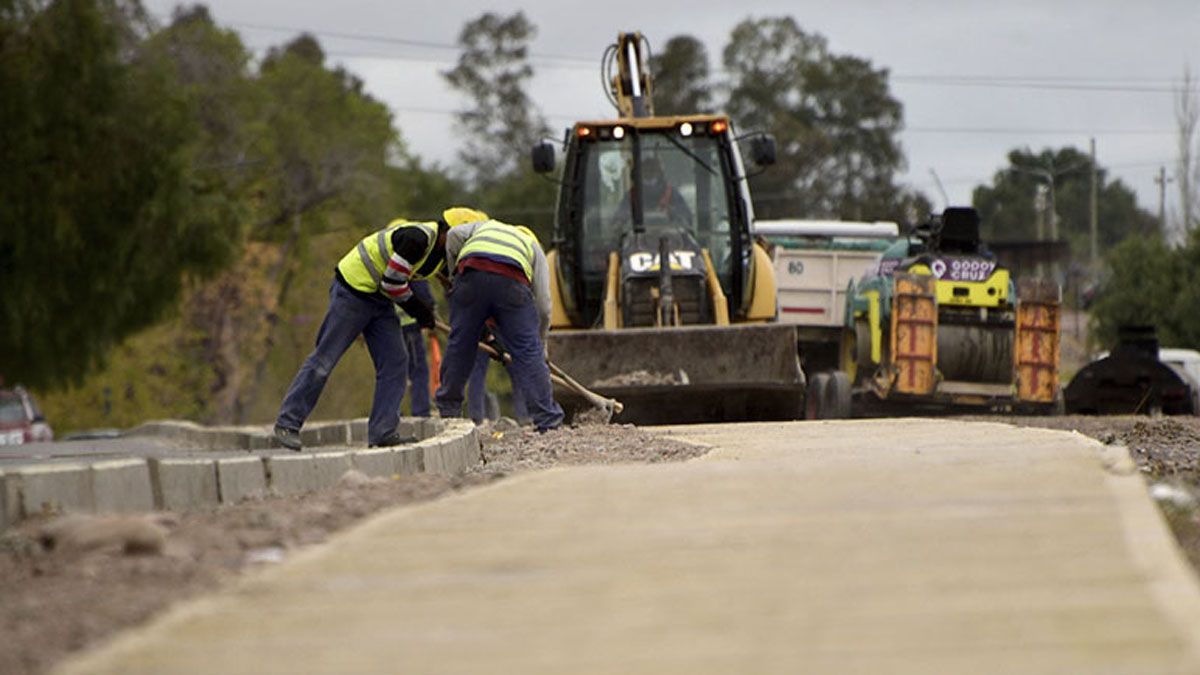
0, 387, 54, 446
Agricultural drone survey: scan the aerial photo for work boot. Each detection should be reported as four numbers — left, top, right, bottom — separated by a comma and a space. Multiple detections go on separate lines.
368, 431, 415, 448
274, 425, 302, 451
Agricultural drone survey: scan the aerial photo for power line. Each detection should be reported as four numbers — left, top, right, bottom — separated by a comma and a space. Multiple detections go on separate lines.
905, 127, 1174, 136
228, 19, 594, 65
891, 77, 1180, 94
201, 17, 1192, 94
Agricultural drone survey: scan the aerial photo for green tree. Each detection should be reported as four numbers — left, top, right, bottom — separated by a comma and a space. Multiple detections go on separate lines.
972, 147, 1156, 258
254, 34, 398, 238
1089, 232, 1200, 349
721, 16, 923, 221
141, 5, 260, 213
442, 11, 548, 188
648, 35, 712, 116
0, 0, 240, 389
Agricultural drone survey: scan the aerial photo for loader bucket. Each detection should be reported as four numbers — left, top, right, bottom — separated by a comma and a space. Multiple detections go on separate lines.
546, 324, 804, 425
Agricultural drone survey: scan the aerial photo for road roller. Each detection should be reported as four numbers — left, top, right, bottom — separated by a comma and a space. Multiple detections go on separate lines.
805, 207, 1062, 418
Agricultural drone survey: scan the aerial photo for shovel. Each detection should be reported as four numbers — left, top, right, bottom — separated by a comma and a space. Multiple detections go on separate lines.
433, 321, 623, 421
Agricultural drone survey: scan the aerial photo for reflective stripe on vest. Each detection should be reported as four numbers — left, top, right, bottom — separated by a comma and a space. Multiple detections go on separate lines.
458, 221, 536, 281
336, 220, 441, 294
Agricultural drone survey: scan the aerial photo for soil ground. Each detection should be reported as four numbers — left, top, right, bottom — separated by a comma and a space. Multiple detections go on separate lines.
2, 416, 1198, 674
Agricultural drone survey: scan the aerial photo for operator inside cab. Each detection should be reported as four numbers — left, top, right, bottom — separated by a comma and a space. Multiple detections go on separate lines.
613, 156, 693, 229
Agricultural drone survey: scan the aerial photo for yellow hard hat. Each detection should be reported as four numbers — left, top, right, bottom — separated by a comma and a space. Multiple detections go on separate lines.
442, 206, 489, 227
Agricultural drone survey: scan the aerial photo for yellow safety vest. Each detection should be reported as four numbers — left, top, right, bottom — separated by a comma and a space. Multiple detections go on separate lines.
459, 220, 536, 281
397, 306, 417, 327
336, 220, 441, 294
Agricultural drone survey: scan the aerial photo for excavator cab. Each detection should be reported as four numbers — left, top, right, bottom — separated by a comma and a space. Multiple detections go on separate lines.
550, 116, 758, 327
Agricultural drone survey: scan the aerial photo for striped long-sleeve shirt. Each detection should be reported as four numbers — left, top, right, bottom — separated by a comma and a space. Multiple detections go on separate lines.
336, 225, 441, 304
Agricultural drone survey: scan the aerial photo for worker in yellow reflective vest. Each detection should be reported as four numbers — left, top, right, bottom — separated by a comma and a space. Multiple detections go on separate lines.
274, 207, 488, 450
435, 219, 564, 431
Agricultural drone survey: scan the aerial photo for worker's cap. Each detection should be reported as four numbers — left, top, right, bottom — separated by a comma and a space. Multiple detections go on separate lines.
442, 206, 489, 227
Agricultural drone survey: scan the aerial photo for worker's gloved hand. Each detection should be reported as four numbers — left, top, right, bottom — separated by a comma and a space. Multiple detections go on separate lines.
479, 327, 509, 363
401, 297, 436, 329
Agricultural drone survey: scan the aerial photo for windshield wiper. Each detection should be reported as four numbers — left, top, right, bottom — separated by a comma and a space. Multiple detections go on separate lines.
662, 133, 717, 177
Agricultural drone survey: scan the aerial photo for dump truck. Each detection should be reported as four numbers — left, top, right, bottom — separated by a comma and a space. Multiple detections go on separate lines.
759, 219, 899, 400
786, 207, 1062, 418
530, 32, 804, 424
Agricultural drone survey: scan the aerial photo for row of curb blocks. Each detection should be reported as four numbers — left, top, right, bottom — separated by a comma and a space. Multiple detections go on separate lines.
0, 419, 480, 531
124, 417, 445, 451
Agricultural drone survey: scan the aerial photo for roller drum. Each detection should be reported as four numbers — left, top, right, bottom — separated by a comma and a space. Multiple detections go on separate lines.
936, 324, 1012, 383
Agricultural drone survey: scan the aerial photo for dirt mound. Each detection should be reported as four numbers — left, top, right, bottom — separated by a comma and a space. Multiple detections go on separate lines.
592, 369, 686, 387
475, 424, 706, 476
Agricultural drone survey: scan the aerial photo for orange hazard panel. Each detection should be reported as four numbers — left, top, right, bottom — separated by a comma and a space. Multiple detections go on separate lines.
891, 273, 937, 395
428, 333, 442, 392
1015, 279, 1061, 403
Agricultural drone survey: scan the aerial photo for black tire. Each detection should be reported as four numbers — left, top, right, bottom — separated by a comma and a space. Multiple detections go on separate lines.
826, 371, 853, 419
805, 372, 831, 420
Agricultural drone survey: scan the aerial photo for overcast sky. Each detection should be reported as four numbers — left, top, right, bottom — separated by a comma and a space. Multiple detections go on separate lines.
145, 0, 1200, 223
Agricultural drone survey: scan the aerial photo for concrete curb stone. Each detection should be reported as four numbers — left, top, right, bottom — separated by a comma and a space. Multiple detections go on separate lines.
0, 471, 17, 531
150, 458, 219, 511
351, 449, 397, 478
348, 418, 368, 443
395, 419, 418, 441
18, 463, 93, 518
216, 457, 268, 504
91, 460, 155, 513
419, 439, 454, 475
264, 455, 317, 497
419, 422, 480, 475
310, 452, 354, 490
395, 445, 424, 475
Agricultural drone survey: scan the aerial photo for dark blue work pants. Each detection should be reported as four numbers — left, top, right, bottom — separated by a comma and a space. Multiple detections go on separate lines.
402, 325, 430, 417
468, 348, 530, 424
436, 270, 562, 431
277, 279, 407, 445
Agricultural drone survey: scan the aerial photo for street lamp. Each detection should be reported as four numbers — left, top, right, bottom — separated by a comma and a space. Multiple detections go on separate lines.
1010, 158, 1087, 243
1007, 157, 1088, 280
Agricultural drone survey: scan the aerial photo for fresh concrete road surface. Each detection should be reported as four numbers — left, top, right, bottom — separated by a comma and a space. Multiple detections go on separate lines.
58, 419, 1200, 674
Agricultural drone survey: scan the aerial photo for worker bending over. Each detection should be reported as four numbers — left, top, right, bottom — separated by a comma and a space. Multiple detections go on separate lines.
436, 219, 564, 432
275, 208, 486, 450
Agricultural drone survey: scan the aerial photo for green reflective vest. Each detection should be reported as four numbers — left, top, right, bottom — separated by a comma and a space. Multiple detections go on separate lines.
336, 220, 441, 294
459, 221, 536, 281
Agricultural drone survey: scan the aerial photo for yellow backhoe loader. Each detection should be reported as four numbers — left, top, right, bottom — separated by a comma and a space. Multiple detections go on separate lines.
531, 32, 804, 424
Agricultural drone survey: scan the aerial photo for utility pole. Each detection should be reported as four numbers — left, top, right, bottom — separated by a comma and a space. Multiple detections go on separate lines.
1011, 157, 1086, 281
1034, 185, 1047, 277
1089, 138, 1098, 269
1033, 185, 1046, 241
1154, 166, 1173, 238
